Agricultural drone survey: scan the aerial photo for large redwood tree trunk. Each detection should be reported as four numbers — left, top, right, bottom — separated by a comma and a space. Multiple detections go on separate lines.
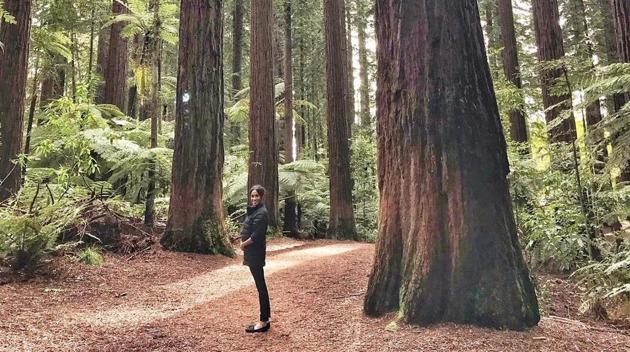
324, 0, 356, 239
532, 0, 576, 143
610, 0, 630, 181
103, 0, 129, 113
497, 0, 528, 143
248, 0, 279, 227
0, 0, 32, 202
363, 0, 539, 330
161, 0, 231, 255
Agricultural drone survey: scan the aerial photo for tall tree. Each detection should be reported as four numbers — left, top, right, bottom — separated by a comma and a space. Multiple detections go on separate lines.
248, 0, 279, 227
356, 0, 371, 129
103, 0, 129, 113
497, 0, 528, 143
0, 0, 32, 202
364, 0, 539, 329
283, 0, 298, 236
95, 26, 110, 103
160, 0, 231, 254
611, 0, 630, 111
610, 0, 630, 181
39, 54, 66, 107
532, 0, 576, 143
344, 2, 355, 132
324, 0, 356, 239
231, 0, 244, 97
144, 0, 162, 226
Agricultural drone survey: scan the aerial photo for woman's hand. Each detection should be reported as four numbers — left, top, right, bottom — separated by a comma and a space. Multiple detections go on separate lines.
240, 238, 252, 250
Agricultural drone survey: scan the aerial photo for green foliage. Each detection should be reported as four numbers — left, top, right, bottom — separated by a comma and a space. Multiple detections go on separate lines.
0, 183, 87, 271
76, 247, 104, 266
572, 245, 630, 314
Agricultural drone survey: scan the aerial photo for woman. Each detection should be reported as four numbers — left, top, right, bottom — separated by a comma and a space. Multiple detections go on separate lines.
240, 185, 271, 333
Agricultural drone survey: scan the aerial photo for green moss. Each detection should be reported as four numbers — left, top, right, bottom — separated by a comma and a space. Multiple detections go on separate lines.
160, 215, 234, 257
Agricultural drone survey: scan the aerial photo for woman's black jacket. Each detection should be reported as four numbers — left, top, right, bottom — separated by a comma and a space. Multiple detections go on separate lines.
240, 204, 269, 267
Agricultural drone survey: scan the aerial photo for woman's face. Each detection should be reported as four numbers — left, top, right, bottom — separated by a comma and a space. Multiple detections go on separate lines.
250, 190, 261, 206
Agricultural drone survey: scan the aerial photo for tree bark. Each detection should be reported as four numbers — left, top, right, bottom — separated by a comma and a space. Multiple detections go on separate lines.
364, 0, 539, 330
249, 0, 279, 228
144, 0, 162, 226
610, 0, 630, 181
324, 0, 357, 239
103, 0, 129, 113
95, 27, 110, 104
532, 0, 576, 143
283, 0, 298, 236
357, 1, 371, 129
497, 0, 527, 143
0, 0, 32, 202
344, 2, 355, 134
161, 0, 231, 255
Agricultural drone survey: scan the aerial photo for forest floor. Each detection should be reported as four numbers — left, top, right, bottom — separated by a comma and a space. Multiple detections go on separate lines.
1, 238, 629, 352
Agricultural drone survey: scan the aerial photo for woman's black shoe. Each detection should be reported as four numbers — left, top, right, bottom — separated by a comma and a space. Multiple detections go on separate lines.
245, 321, 270, 333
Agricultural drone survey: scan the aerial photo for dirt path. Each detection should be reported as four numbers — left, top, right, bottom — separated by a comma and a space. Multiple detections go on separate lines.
1, 239, 628, 351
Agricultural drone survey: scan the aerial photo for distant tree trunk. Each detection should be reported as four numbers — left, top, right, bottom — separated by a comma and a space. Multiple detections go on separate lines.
144, 0, 162, 226
344, 3, 355, 133
324, 0, 356, 239
95, 27, 110, 103
161, 0, 231, 254
357, 2, 371, 130
0, 0, 32, 202
283, 0, 298, 236
24, 58, 39, 179
249, 0, 279, 228
230, 0, 244, 143
484, 2, 499, 69
497, 0, 527, 143
532, 0, 576, 143
103, 0, 129, 113
40, 54, 66, 107
364, 0, 540, 330
571, 0, 606, 172
610, 0, 630, 181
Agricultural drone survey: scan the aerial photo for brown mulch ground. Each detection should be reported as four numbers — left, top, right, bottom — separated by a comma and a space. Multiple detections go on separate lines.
1, 238, 628, 352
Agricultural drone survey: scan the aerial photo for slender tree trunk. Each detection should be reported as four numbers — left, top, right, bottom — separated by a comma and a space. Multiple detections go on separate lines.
497, 0, 527, 143
103, 0, 129, 113
0, 0, 32, 202
484, 2, 498, 69
161, 0, 230, 254
532, 0, 576, 143
87, 4, 96, 87
249, 0, 279, 228
364, 0, 539, 330
144, 0, 162, 226
25, 58, 39, 152
357, 2, 371, 130
230, 0, 244, 143
23, 58, 39, 182
324, 0, 356, 239
70, 31, 78, 102
40, 54, 65, 107
610, 0, 630, 181
345, 2, 355, 133
95, 27, 110, 103
283, 0, 298, 236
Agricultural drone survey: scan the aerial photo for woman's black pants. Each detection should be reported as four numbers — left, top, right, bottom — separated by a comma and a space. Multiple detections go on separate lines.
249, 265, 270, 321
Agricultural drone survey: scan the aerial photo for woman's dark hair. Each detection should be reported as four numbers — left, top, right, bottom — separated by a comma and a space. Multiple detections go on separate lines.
249, 185, 265, 198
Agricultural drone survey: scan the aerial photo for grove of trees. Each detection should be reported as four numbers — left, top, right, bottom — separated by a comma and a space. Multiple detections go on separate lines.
0, 0, 629, 329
